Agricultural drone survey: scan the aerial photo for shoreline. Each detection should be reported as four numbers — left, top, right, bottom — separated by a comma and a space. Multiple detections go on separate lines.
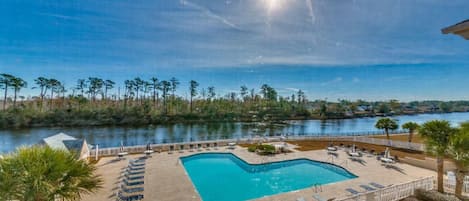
0, 111, 464, 130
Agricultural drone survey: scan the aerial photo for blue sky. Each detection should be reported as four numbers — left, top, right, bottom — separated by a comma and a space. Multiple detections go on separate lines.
0, 0, 468, 101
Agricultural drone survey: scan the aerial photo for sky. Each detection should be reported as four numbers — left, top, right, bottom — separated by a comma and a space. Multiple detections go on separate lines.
0, 0, 469, 101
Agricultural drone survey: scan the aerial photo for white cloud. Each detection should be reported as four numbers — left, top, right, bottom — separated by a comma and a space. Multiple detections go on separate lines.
320, 77, 343, 86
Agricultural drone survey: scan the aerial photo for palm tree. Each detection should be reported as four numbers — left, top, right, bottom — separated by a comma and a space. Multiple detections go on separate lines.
87, 77, 104, 101
75, 79, 87, 97
419, 120, 457, 193
0, 73, 14, 110
297, 90, 305, 104
149, 77, 159, 107
207, 86, 215, 101
47, 79, 61, 109
449, 122, 469, 198
0, 146, 102, 200
34, 77, 50, 111
160, 80, 171, 114
240, 85, 248, 101
170, 77, 180, 113
124, 79, 135, 107
402, 121, 420, 143
375, 118, 399, 142
133, 77, 144, 102
104, 80, 115, 100
189, 80, 199, 113
142, 81, 151, 101
170, 77, 179, 98
10, 77, 27, 107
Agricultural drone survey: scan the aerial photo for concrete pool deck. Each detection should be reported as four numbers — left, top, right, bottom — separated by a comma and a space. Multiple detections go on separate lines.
81, 144, 436, 201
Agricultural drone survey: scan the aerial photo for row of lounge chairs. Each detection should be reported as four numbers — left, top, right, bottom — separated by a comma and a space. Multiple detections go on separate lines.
296, 182, 387, 201
167, 142, 222, 154
346, 182, 387, 195
116, 158, 146, 201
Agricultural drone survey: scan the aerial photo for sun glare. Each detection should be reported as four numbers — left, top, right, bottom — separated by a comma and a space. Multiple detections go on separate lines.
265, 0, 282, 13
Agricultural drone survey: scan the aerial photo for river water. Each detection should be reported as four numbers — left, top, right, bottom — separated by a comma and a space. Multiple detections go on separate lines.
1, 112, 469, 153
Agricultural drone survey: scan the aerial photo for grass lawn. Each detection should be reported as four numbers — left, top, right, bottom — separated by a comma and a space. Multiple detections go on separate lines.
371, 133, 424, 144
286, 140, 427, 160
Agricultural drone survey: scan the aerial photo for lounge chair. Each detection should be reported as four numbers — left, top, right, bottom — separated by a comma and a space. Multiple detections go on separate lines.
369, 182, 385, 189
124, 171, 145, 176
121, 185, 144, 193
168, 145, 174, 154
179, 145, 184, 153
296, 197, 305, 201
345, 188, 360, 195
117, 192, 144, 201
123, 178, 144, 186
124, 175, 144, 181
128, 162, 145, 167
187, 144, 193, 152
126, 166, 145, 171
130, 159, 146, 164
359, 185, 375, 191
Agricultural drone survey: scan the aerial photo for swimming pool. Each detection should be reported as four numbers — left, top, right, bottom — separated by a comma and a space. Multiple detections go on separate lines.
181, 153, 357, 201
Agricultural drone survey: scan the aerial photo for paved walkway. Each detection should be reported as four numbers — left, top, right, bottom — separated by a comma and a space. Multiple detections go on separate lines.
82, 143, 436, 201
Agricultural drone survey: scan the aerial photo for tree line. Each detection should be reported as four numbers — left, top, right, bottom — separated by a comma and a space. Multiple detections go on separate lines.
0, 73, 312, 128
2, 73, 469, 129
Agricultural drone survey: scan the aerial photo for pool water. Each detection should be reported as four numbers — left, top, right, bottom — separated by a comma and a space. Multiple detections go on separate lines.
181, 153, 357, 201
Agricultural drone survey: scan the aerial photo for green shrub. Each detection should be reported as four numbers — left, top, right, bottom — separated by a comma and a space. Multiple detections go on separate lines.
247, 144, 276, 155
247, 145, 257, 152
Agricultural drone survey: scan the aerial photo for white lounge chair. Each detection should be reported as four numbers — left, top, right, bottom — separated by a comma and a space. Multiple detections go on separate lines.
179, 145, 184, 153
168, 145, 174, 154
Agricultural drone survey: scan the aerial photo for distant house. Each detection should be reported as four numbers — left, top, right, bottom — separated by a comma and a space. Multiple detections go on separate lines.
358, 105, 373, 111
40, 133, 91, 160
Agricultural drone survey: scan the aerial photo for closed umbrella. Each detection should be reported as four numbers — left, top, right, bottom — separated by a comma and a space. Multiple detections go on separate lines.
118, 141, 128, 159
146, 142, 151, 151
384, 148, 390, 159
120, 141, 125, 153
144, 142, 154, 156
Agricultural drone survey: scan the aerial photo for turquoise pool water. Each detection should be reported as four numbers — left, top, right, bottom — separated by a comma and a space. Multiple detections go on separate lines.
181, 153, 357, 201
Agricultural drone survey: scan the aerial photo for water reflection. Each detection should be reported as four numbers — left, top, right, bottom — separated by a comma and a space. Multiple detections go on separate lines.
1, 112, 469, 153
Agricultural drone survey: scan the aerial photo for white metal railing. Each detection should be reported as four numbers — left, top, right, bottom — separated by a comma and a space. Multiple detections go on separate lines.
352, 137, 425, 151
336, 176, 434, 201
89, 135, 425, 157
444, 176, 469, 195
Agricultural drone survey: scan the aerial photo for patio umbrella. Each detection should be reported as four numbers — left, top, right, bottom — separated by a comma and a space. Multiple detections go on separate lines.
352, 144, 356, 153
384, 148, 390, 159
119, 141, 125, 153
146, 142, 151, 151
442, 19, 469, 40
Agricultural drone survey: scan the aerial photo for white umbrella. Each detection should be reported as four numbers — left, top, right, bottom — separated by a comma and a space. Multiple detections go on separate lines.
119, 141, 125, 153
384, 148, 390, 159
352, 144, 356, 153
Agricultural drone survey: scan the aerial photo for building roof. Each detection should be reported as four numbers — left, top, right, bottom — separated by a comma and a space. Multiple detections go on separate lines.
41, 133, 83, 152
442, 19, 469, 40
